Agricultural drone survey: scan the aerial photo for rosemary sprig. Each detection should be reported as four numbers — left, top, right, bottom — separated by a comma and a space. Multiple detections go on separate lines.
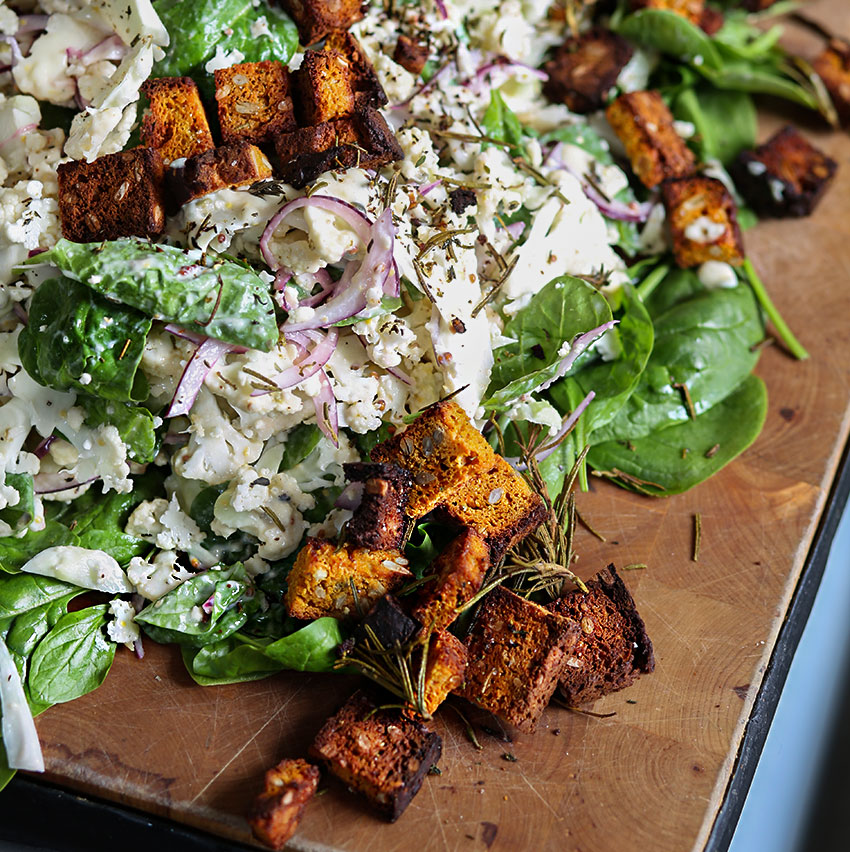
693, 512, 702, 563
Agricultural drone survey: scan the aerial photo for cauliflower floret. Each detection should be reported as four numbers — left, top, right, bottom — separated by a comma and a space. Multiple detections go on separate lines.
127, 550, 194, 601
125, 495, 206, 553
106, 598, 140, 647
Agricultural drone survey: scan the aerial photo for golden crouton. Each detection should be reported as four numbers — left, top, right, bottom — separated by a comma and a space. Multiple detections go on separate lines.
310, 690, 442, 821
278, 0, 365, 46
293, 47, 357, 125
57, 147, 166, 242
393, 34, 429, 76
343, 462, 413, 550
249, 758, 320, 851
662, 175, 745, 268
629, 0, 704, 24
605, 90, 696, 189
421, 630, 467, 716
323, 30, 387, 108
284, 537, 411, 620
411, 528, 490, 635
813, 38, 850, 126
140, 76, 214, 165
542, 28, 634, 114
457, 586, 579, 733
166, 141, 272, 211
214, 60, 296, 145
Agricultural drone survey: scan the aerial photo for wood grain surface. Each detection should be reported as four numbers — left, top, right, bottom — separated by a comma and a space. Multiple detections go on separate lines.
26, 3, 850, 851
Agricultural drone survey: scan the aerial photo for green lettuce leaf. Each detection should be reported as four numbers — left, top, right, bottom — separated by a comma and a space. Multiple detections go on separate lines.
80, 398, 158, 464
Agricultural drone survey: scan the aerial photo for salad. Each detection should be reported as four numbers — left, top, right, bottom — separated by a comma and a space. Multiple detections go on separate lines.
0, 0, 841, 840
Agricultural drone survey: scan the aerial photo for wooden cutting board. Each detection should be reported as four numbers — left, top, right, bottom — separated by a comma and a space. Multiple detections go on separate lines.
25, 3, 850, 850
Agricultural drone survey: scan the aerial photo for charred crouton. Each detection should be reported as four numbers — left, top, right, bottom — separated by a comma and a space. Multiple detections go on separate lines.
606, 91, 696, 189
166, 141, 272, 211
293, 48, 356, 125
343, 462, 413, 550
411, 528, 490, 635
249, 758, 320, 850
140, 77, 214, 165
284, 537, 411, 620
274, 106, 402, 188
547, 564, 655, 706
813, 39, 850, 126
310, 690, 442, 821
458, 587, 580, 733
449, 187, 477, 215
437, 454, 547, 564
214, 61, 296, 145
370, 401, 495, 518
394, 34, 429, 76
323, 30, 387, 108
421, 630, 468, 716
731, 126, 837, 218
352, 595, 419, 649
57, 147, 166, 242
662, 175, 745, 267
278, 0, 365, 47
698, 5, 724, 36
542, 28, 634, 114
629, 0, 704, 24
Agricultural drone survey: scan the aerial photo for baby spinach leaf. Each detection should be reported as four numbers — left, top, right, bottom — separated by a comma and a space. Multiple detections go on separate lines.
18, 277, 151, 402
28, 605, 115, 704
0, 574, 79, 620
616, 9, 722, 69
588, 374, 767, 495
182, 641, 282, 686
0, 523, 76, 574
81, 399, 158, 464
253, 617, 343, 672
672, 87, 756, 166
483, 90, 527, 153
190, 483, 228, 534
404, 521, 457, 578
280, 423, 322, 471
0, 474, 35, 530
28, 239, 278, 352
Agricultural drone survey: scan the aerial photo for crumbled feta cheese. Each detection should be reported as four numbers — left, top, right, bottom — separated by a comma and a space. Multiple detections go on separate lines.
125, 495, 206, 553
684, 216, 726, 244
698, 261, 739, 290
106, 598, 140, 647
127, 550, 194, 601
204, 45, 246, 73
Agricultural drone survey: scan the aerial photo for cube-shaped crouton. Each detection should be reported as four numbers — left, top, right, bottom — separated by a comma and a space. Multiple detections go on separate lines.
547, 564, 655, 706
543, 28, 634, 114
394, 34, 429, 76
284, 537, 411, 620
662, 175, 745, 267
310, 690, 442, 821
731, 126, 837, 218
274, 106, 403, 188
249, 758, 320, 850
352, 594, 419, 650
293, 48, 356, 126
421, 630, 467, 716
629, 0, 704, 24
140, 77, 214, 165
278, 0, 365, 46
438, 455, 547, 564
323, 30, 387, 108
370, 401, 495, 518
166, 141, 272, 210
411, 528, 490, 634
813, 38, 850, 126
457, 587, 579, 733
343, 462, 413, 550
215, 61, 296, 145
57, 147, 166, 242
605, 91, 696, 189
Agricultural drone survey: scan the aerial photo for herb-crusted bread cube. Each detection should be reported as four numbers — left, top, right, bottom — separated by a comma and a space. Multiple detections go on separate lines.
458, 586, 580, 733
605, 90, 696, 189
393, 34, 429, 76
421, 630, 467, 716
249, 758, 320, 850
547, 564, 655, 706
284, 537, 411, 620
214, 61, 296, 145
629, 0, 704, 24
343, 462, 413, 550
662, 175, 745, 267
731, 125, 838, 218
542, 28, 634, 114
140, 77, 214, 165
310, 690, 442, 821
57, 147, 166, 242
323, 30, 387, 108
293, 48, 357, 126
813, 38, 850, 126
278, 0, 365, 47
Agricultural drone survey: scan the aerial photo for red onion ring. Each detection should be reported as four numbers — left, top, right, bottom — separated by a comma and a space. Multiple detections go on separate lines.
252, 328, 339, 395
15, 16, 48, 36
537, 321, 618, 393
33, 435, 55, 459
167, 337, 234, 418
313, 368, 339, 447
335, 481, 364, 511
34, 473, 98, 495
0, 122, 36, 150
435, 0, 448, 19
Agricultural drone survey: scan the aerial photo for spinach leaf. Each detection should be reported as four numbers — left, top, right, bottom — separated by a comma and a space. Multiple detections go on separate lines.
18, 277, 151, 402
28, 239, 278, 352
81, 398, 158, 464
280, 423, 322, 471
672, 87, 756, 166
190, 483, 228, 534
404, 521, 457, 578
0, 523, 76, 574
28, 605, 115, 704
181, 641, 282, 686
0, 474, 35, 530
616, 9, 722, 69
587, 374, 767, 495
347, 421, 393, 460
483, 90, 527, 153
0, 574, 79, 621
251, 617, 343, 671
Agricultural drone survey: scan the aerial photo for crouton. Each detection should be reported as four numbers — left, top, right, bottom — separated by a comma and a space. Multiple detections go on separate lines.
293, 47, 357, 126
438, 454, 547, 564
813, 38, 850, 126
394, 34, 429, 76
278, 0, 365, 47
698, 5, 724, 36
458, 586, 580, 733
249, 758, 320, 850
343, 462, 413, 550
731, 125, 837, 218
411, 528, 490, 635
629, 0, 704, 24
542, 28, 634, 114
140, 77, 214, 165
547, 564, 655, 706
274, 106, 402, 188
605, 90, 696, 189
662, 175, 745, 267
370, 401, 495, 518
310, 690, 442, 821
352, 594, 419, 650
323, 30, 387, 108
57, 147, 166, 242
166, 141, 272, 210
421, 630, 467, 716
284, 537, 411, 620
214, 61, 296, 145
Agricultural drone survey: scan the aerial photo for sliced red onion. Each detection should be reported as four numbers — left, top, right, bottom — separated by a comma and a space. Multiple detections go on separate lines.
253, 328, 339, 395
162, 432, 189, 446
33, 434, 55, 459
297, 268, 335, 308
386, 365, 412, 385
391, 60, 450, 109
34, 473, 98, 495
335, 481, 364, 511
313, 368, 339, 447
0, 35, 23, 68
419, 179, 442, 196
27, 247, 47, 258
134, 637, 145, 660
504, 221, 526, 240
0, 122, 37, 150
12, 303, 28, 324
164, 323, 206, 346
81, 35, 127, 64
435, 0, 448, 18
0, 635, 43, 772
537, 320, 618, 393
475, 57, 548, 83
201, 593, 215, 615
167, 337, 233, 418
15, 15, 48, 36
